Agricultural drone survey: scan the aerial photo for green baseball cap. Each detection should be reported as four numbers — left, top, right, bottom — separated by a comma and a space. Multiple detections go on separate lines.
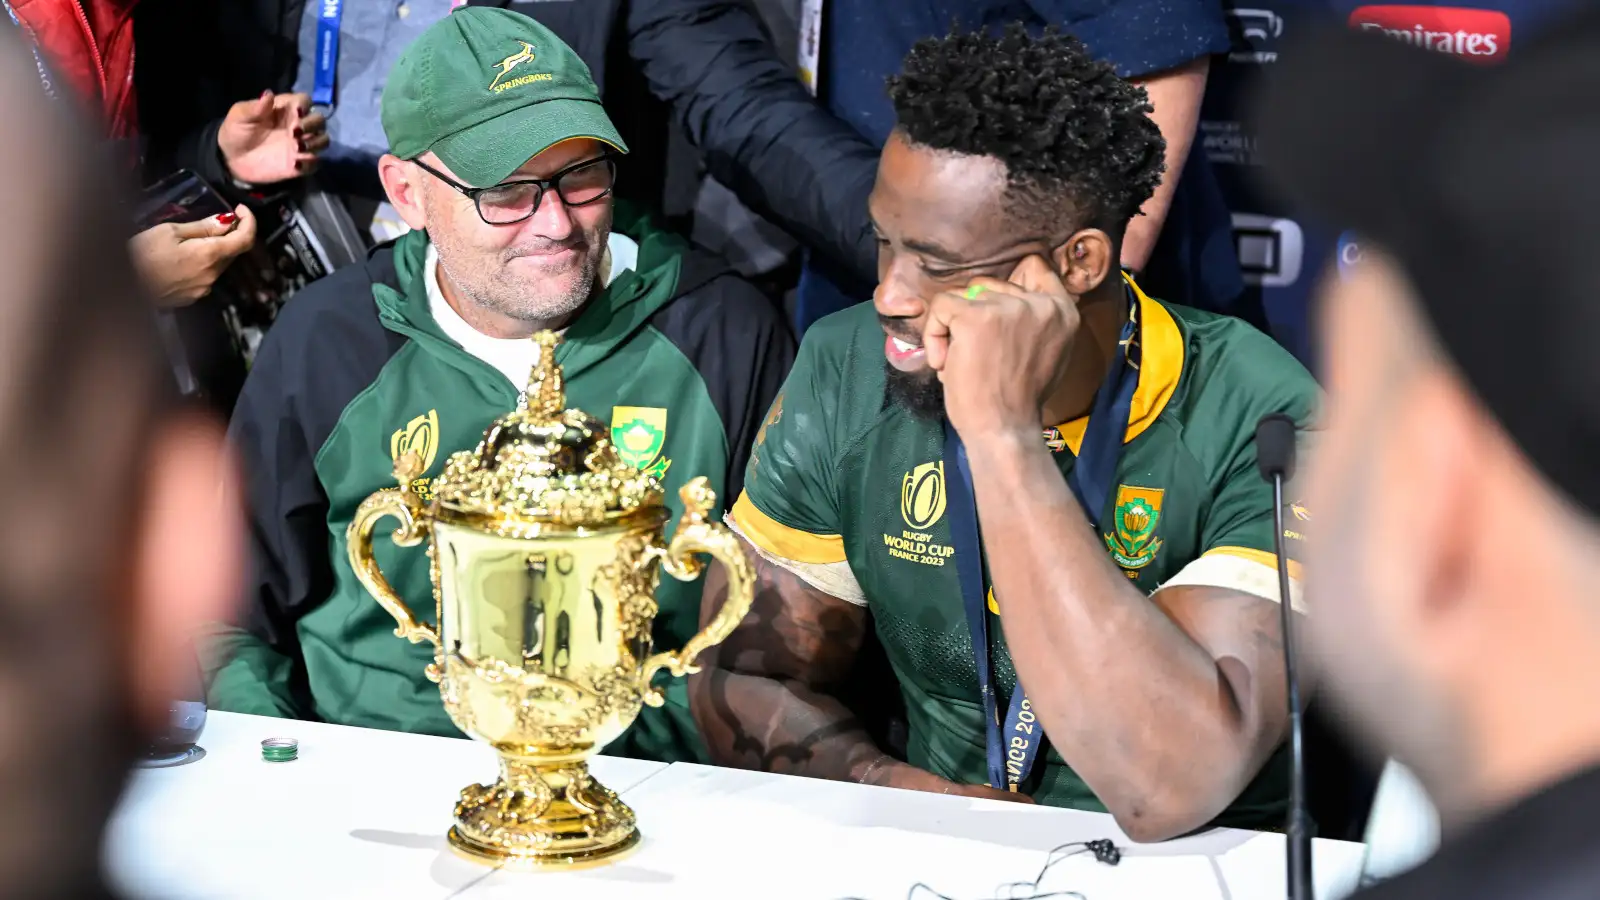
381, 7, 628, 188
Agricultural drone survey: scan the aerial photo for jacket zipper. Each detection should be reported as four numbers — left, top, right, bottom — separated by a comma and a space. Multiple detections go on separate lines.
69, 0, 108, 104
378, 311, 522, 407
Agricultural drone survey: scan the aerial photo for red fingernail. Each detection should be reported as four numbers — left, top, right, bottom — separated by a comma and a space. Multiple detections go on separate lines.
216, 212, 238, 225
293, 127, 303, 138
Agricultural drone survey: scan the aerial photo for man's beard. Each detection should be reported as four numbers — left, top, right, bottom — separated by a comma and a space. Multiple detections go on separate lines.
884, 362, 946, 420
437, 239, 603, 326
425, 191, 608, 328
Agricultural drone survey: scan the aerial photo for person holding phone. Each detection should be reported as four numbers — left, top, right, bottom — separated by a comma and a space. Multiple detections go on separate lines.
130, 209, 258, 308
692, 26, 1319, 842
126, 87, 329, 306
4, 1, 329, 305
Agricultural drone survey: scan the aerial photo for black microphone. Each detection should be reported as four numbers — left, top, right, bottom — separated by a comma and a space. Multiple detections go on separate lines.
1256, 413, 1313, 900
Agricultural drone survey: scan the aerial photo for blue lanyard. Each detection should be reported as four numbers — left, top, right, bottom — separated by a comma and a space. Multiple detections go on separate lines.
312, 0, 343, 110
943, 285, 1141, 792
1, 0, 58, 100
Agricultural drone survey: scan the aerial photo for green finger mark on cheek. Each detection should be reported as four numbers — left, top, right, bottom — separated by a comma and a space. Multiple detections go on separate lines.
964, 284, 987, 300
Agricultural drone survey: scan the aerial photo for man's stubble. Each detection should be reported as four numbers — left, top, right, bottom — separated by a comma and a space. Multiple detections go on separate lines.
424, 190, 610, 329
885, 364, 946, 420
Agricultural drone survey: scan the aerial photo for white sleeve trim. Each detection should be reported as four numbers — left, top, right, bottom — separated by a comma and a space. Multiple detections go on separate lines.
1160, 553, 1306, 614
724, 513, 867, 607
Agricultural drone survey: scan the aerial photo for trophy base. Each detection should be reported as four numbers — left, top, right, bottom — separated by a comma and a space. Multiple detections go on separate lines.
447, 825, 640, 871
448, 756, 641, 869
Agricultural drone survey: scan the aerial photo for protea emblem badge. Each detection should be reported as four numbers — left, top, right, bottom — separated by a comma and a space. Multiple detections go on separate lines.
1104, 485, 1164, 570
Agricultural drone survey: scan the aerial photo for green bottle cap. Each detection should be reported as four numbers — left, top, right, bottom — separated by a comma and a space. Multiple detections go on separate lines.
261, 737, 299, 763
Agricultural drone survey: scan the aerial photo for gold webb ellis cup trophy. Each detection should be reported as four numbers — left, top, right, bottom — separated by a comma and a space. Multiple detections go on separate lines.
345, 331, 754, 869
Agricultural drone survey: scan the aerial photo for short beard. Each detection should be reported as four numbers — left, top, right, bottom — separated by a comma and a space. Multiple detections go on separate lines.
884, 362, 946, 420
424, 189, 607, 329
436, 241, 601, 327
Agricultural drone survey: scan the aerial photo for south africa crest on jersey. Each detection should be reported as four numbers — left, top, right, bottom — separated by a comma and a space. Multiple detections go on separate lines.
610, 406, 672, 480
1105, 485, 1164, 570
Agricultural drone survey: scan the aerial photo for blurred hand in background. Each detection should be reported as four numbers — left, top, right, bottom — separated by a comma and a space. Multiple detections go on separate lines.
218, 91, 328, 184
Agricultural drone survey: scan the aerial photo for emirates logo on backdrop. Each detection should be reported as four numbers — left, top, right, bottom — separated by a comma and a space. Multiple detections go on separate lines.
1348, 6, 1512, 63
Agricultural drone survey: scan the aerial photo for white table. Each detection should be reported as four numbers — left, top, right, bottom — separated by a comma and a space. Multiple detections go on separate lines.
469, 764, 1367, 900
104, 712, 668, 900
106, 714, 1367, 900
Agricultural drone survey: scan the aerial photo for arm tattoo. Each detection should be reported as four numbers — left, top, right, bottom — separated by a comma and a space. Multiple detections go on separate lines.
688, 550, 882, 781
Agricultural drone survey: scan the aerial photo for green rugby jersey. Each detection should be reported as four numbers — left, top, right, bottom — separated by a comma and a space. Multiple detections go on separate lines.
731, 280, 1318, 830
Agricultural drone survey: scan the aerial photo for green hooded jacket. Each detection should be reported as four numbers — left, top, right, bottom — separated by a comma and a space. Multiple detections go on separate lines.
208, 212, 793, 762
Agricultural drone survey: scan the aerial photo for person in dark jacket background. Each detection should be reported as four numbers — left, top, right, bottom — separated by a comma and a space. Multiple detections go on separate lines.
205, 10, 793, 765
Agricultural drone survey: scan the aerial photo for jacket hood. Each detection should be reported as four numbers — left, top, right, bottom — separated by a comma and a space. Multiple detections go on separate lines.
374, 203, 688, 383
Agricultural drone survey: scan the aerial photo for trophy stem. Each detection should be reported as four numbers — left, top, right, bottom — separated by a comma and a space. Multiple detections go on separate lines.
448, 749, 640, 869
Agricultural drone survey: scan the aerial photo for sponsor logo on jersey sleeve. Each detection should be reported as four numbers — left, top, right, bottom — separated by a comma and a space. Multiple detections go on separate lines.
1105, 485, 1165, 571
1285, 501, 1310, 542
884, 461, 956, 567
1348, 6, 1511, 64
754, 394, 783, 449
749, 393, 783, 477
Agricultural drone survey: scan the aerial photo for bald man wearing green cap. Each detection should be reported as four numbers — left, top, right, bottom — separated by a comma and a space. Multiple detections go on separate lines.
206, 7, 794, 765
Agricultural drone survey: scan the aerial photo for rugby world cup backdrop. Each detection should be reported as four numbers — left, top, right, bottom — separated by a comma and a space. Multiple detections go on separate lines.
1203, 0, 1583, 369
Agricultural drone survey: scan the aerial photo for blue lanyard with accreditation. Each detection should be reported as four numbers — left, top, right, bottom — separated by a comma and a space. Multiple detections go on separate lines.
312, 0, 343, 110
942, 282, 1140, 792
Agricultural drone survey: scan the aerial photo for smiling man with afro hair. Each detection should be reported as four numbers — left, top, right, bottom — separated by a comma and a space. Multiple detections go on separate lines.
697, 25, 1320, 842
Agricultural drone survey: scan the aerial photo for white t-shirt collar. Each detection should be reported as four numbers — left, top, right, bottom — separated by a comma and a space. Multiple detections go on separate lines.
425, 232, 639, 390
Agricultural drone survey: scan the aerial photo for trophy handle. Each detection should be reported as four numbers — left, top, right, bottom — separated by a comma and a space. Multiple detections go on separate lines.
346, 476, 440, 652
638, 477, 756, 707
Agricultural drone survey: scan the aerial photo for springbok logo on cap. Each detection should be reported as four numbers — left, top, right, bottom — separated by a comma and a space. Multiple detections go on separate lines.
489, 41, 537, 90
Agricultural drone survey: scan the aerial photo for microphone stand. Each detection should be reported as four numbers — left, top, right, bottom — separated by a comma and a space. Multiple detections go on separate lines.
1270, 464, 1314, 900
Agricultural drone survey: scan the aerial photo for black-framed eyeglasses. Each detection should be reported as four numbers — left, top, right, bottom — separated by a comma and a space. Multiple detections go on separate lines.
411, 154, 618, 226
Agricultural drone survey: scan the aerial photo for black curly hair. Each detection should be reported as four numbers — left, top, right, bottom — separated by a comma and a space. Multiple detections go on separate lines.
887, 24, 1167, 238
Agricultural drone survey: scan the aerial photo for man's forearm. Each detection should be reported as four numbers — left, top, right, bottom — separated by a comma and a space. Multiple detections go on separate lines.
1122, 57, 1210, 273
690, 666, 894, 782
688, 550, 986, 795
688, 549, 899, 784
963, 430, 1252, 838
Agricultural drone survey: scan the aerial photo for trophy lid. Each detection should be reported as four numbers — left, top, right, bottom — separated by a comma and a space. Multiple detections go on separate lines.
428, 332, 665, 526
